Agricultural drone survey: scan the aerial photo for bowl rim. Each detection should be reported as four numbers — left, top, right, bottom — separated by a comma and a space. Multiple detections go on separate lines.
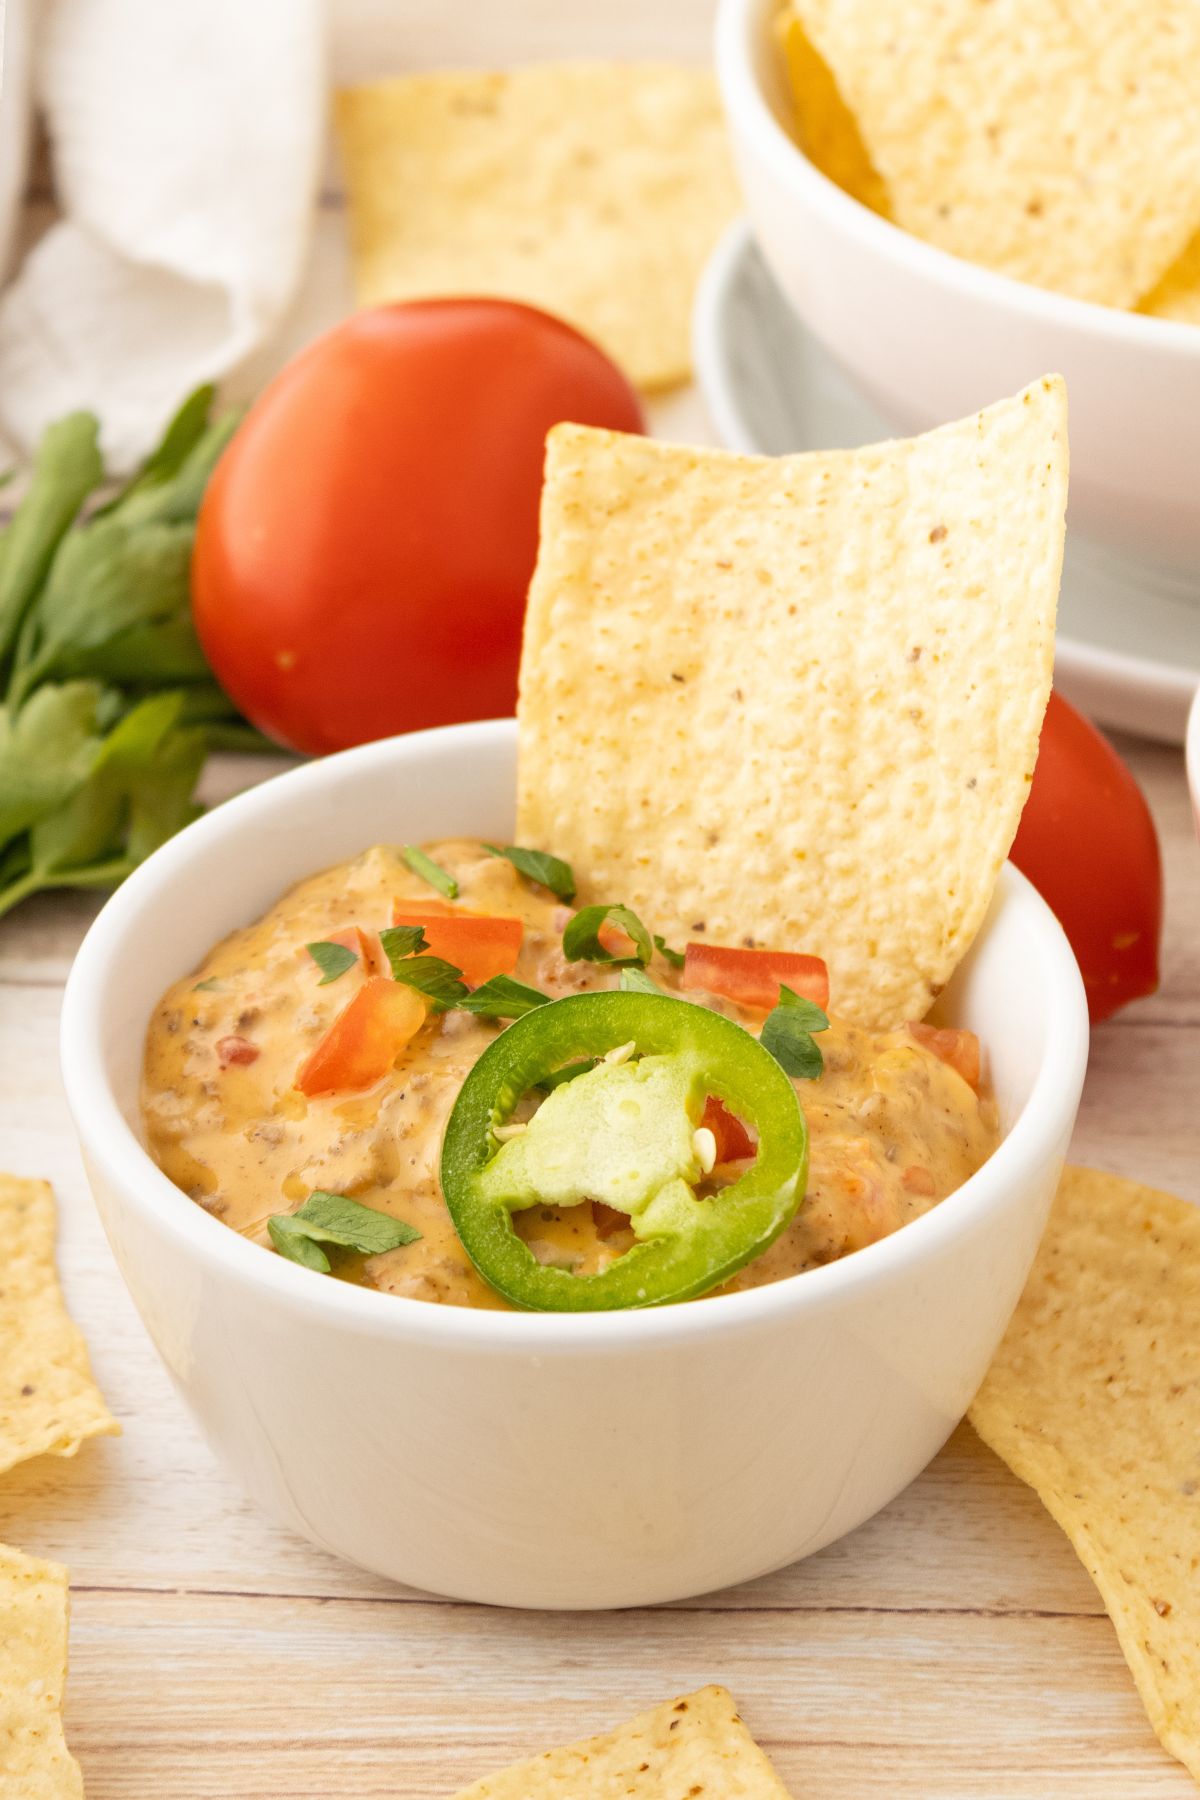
714, 0, 1200, 362
60, 718, 1089, 1356
1187, 683, 1200, 817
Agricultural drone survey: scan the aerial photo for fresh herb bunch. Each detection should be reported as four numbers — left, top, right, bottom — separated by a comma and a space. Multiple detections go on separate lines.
0, 387, 264, 920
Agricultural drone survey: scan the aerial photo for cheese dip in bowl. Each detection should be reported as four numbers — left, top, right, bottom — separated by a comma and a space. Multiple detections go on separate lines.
62, 720, 1086, 1607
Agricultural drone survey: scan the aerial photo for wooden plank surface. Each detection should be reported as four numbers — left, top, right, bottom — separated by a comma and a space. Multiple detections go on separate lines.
2, 1, 1199, 1793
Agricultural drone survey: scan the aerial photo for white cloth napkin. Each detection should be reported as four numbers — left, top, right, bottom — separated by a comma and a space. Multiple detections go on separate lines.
0, 0, 326, 470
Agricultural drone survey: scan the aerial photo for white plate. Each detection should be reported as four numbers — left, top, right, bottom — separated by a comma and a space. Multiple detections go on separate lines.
694, 222, 1200, 744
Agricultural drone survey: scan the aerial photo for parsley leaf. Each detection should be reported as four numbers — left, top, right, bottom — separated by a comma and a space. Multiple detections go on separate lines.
389, 955, 469, 1012
562, 903, 653, 968
401, 844, 458, 898
653, 934, 685, 969
377, 924, 429, 969
268, 1189, 421, 1271
759, 985, 830, 1081
306, 940, 359, 985
458, 974, 549, 1018
618, 966, 663, 995
484, 843, 576, 901
0, 412, 103, 670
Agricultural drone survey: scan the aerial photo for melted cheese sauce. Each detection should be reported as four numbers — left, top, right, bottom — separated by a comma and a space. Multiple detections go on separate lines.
141, 841, 1000, 1309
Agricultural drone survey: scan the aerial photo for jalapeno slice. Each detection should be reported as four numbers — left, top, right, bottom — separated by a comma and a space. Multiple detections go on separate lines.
439, 991, 808, 1311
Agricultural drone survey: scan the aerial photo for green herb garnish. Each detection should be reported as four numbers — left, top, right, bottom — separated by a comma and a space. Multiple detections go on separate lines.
759, 986, 830, 1080
562, 902, 652, 969
389, 955, 469, 1012
653, 934, 686, 969
401, 844, 458, 898
619, 966, 663, 995
459, 974, 550, 1019
484, 843, 576, 901
268, 1190, 421, 1273
377, 924, 428, 970
193, 976, 221, 993
306, 940, 359, 985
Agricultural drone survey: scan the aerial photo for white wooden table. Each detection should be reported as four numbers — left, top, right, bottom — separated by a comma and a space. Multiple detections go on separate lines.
3, 3, 1199, 1794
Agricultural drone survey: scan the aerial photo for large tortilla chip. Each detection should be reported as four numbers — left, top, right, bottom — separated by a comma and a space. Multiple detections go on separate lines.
450, 1685, 791, 1798
337, 65, 739, 390
517, 379, 1066, 1029
0, 1175, 118, 1475
785, 0, 1200, 309
0, 1542, 84, 1798
970, 1167, 1200, 1784
1139, 229, 1200, 326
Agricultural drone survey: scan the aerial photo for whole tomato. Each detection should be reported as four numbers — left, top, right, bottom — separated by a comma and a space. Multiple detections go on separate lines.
1012, 690, 1162, 1022
192, 300, 644, 753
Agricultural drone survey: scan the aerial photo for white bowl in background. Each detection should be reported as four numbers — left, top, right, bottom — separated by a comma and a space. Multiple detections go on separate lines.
60, 721, 1088, 1609
715, 0, 1200, 571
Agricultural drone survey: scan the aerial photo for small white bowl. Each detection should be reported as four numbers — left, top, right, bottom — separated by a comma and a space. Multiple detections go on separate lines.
60, 722, 1088, 1609
716, 0, 1200, 568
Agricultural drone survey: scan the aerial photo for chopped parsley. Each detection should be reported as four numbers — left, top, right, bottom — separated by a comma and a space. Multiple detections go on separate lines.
305, 939, 359, 985
562, 903, 652, 969
484, 843, 576, 901
759, 985, 830, 1081
268, 1190, 421, 1273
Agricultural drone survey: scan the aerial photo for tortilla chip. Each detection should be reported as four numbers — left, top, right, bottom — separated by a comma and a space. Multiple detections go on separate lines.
0, 1542, 84, 1798
336, 64, 739, 390
1139, 228, 1200, 325
785, 0, 1200, 309
451, 1686, 791, 1798
970, 1167, 1200, 1784
516, 378, 1066, 1029
0, 1175, 118, 1475
775, 10, 889, 217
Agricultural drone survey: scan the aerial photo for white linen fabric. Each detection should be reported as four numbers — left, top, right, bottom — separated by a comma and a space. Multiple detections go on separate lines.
0, 0, 326, 468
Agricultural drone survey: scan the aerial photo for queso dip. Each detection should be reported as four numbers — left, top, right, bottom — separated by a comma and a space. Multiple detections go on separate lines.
141, 839, 999, 1310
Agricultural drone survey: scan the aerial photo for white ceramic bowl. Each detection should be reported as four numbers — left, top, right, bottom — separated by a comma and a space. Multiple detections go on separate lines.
61, 721, 1088, 1610
716, 0, 1200, 569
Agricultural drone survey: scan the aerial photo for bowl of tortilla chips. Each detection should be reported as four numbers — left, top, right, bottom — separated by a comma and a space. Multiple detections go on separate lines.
716, 0, 1200, 569
62, 383, 1088, 1610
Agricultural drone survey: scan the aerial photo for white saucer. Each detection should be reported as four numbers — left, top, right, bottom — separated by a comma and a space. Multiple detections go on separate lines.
694, 222, 1200, 745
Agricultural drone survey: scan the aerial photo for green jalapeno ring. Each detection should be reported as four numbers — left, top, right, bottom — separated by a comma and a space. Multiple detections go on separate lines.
439, 991, 808, 1312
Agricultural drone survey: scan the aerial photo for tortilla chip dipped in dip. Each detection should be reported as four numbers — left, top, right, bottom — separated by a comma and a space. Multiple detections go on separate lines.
450, 1686, 792, 1798
141, 379, 1067, 1312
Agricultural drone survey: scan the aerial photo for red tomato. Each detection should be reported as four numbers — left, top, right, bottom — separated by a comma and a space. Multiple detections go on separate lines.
192, 300, 644, 753
296, 978, 426, 1096
391, 905, 523, 987
681, 944, 830, 1013
701, 1095, 756, 1163
1012, 690, 1162, 1023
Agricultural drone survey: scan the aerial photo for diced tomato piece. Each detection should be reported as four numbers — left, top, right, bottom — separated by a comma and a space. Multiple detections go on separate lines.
682, 943, 829, 1012
217, 1034, 260, 1068
906, 1022, 981, 1093
297, 977, 426, 1096
597, 917, 637, 958
901, 1164, 937, 1197
701, 1095, 755, 1163
391, 903, 523, 986
327, 925, 387, 976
